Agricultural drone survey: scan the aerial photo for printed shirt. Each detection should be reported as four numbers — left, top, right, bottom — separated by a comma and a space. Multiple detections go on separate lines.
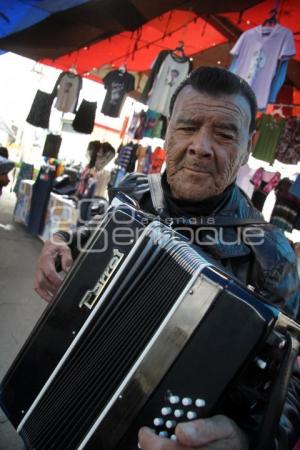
148, 53, 190, 116
101, 70, 135, 118
230, 24, 295, 109
276, 117, 300, 164
55, 72, 82, 113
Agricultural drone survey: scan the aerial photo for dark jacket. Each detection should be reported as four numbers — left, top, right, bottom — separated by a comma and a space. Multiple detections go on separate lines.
56, 173, 300, 449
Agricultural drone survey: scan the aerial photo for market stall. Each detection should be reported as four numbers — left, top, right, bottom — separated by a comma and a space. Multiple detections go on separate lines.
0, 0, 299, 241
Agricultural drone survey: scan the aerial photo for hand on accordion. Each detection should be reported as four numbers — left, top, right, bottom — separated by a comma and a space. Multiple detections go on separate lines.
34, 237, 73, 302
138, 415, 249, 450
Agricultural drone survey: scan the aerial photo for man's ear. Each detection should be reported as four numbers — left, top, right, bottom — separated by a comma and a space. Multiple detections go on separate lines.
242, 130, 256, 165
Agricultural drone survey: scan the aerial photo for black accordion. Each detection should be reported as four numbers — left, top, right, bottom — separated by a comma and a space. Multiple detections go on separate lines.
1, 199, 300, 450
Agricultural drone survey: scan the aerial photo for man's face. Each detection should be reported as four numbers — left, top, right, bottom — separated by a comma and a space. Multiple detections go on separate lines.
165, 86, 254, 201
0, 173, 9, 195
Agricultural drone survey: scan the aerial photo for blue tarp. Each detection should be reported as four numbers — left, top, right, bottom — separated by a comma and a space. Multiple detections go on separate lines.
0, 0, 89, 39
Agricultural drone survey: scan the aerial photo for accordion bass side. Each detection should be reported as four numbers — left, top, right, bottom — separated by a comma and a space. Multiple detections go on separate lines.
1, 201, 299, 450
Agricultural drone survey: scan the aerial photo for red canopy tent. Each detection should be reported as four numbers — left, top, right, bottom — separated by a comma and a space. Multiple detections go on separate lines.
41, 11, 226, 75
39, 0, 300, 87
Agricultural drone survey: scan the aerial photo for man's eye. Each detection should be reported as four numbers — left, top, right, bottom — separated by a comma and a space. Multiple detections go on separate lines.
178, 127, 196, 132
217, 132, 234, 140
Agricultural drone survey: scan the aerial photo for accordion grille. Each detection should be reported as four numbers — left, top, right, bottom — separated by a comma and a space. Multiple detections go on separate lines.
21, 246, 193, 449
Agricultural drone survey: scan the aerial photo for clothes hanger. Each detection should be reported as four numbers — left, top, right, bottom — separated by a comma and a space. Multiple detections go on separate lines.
171, 41, 188, 61
118, 64, 127, 73
68, 63, 78, 75
262, 8, 278, 34
270, 104, 285, 118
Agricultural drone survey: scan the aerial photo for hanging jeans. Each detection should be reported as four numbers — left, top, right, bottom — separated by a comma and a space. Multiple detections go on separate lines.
27, 166, 56, 235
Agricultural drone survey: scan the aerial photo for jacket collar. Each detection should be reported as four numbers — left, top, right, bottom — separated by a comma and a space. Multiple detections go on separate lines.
148, 175, 264, 259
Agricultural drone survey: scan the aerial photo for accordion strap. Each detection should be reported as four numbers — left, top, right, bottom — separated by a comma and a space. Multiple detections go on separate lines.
148, 173, 166, 215
147, 174, 266, 227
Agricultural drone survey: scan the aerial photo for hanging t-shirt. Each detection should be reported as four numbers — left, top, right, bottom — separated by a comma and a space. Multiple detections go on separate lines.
27, 165, 56, 235
53, 71, 83, 113
140, 50, 170, 104
230, 24, 295, 109
252, 114, 285, 163
101, 70, 135, 118
275, 117, 300, 165
148, 53, 190, 116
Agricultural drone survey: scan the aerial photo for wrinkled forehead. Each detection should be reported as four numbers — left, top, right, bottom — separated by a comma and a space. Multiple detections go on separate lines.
172, 85, 252, 128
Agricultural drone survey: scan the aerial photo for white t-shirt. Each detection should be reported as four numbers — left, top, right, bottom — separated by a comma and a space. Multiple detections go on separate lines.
230, 24, 295, 109
148, 53, 190, 116
55, 72, 82, 113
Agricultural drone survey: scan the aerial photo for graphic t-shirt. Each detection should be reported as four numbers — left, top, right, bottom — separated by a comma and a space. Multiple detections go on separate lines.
230, 24, 295, 109
54, 72, 83, 113
276, 117, 300, 164
101, 70, 135, 118
148, 53, 190, 116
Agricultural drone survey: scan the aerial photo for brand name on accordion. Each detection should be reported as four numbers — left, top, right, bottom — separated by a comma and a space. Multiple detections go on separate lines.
79, 248, 124, 309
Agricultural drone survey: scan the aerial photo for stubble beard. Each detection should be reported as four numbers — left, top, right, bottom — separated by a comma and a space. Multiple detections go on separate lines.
168, 170, 216, 202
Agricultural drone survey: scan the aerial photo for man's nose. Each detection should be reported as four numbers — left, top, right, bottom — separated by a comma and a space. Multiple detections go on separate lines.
4, 175, 10, 185
187, 127, 213, 158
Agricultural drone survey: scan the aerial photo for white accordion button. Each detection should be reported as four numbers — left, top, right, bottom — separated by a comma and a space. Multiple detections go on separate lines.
169, 395, 180, 404
187, 411, 197, 420
171, 434, 177, 441
166, 420, 176, 429
255, 358, 267, 369
159, 431, 168, 437
174, 409, 184, 418
161, 407, 172, 416
153, 418, 164, 426
195, 398, 206, 407
182, 397, 192, 406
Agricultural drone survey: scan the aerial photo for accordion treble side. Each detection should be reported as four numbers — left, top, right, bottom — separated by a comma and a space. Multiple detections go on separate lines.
1, 202, 299, 450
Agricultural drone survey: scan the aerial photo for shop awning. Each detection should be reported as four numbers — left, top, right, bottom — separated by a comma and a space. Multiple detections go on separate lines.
0, 1, 90, 40
39, 0, 300, 89
0, 0, 299, 88
0, 0, 264, 60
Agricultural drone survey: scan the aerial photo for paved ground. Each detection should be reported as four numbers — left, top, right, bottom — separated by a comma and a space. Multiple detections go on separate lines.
0, 189, 46, 450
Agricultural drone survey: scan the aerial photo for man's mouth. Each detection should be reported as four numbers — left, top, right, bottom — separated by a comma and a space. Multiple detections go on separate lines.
183, 167, 210, 174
